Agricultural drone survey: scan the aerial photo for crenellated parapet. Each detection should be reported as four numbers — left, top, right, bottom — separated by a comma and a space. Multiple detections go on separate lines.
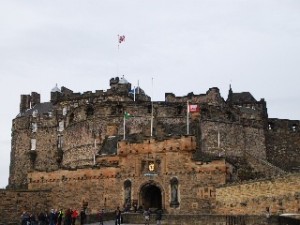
165, 87, 225, 107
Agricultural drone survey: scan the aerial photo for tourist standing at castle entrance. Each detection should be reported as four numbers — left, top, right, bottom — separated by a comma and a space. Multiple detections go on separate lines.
64, 208, 72, 225
80, 209, 86, 225
98, 209, 104, 225
155, 209, 162, 225
115, 206, 122, 225
143, 209, 150, 225
57, 209, 63, 225
71, 209, 79, 225
20, 211, 30, 225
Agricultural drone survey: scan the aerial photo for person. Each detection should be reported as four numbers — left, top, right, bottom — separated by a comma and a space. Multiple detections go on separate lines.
64, 208, 72, 225
133, 203, 137, 213
71, 209, 79, 225
99, 209, 104, 225
143, 209, 150, 225
80, 209, 86, 225
21, 211, 30, 225
49, 209, 56, 225
115, 206, 121, 225
155, 209, 162, 225
57, 209, 64, 225
38, 210, 47, 225
29, 213, 37, 225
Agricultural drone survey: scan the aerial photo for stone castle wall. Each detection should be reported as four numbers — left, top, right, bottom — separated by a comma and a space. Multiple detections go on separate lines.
266, 119, 300, 172
0, 189, 51, 224
8, 97, 277, 189
24, 137, 228, 215
216, 173, 300, 215
6, 77, 300, 223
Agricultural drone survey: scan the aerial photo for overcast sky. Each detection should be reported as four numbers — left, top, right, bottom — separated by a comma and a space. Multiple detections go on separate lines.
0, 0, 299, 188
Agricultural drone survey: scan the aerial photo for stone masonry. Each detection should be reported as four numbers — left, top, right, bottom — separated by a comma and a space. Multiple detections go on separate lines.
2, 76, 300, 223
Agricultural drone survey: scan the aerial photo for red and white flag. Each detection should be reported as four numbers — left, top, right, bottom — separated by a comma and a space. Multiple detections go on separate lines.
188, 104, 200, 113
118, 35, 125, 43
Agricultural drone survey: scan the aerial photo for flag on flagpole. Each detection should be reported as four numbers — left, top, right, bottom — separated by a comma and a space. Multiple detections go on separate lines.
118, 35, 125, 50
187, 102, 200, 135
123, 111, 133, 140
188, 104, 200, 113
119, 35, 125, 43
124, 111, 133, 119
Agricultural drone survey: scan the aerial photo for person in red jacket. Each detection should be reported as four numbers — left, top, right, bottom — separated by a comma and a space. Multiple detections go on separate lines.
71, 209, 79, 225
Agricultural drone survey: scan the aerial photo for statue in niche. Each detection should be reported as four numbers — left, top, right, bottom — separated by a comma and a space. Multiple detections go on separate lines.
124, 180, 131, 211
170, 178, 179, 208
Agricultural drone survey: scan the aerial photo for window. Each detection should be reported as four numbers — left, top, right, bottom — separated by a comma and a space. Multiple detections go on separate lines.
63, 107, 67, 116
86, 106, 94, 117
58, 135, 63, 149
268, 123, 274, 130
177, 106, 183, 115
58, 121, 64, 132
32, 123, 37, 133
69, 113, 75, 123
31, 139, 36, 150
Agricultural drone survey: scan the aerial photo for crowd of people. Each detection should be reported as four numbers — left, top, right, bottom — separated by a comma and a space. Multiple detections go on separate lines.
20, 206, 163, 225
20, 208, 86, 225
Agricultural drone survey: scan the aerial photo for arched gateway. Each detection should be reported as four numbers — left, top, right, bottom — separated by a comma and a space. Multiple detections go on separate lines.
139, 182, 163, 210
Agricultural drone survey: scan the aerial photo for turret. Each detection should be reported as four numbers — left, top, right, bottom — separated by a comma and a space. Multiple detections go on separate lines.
109, 76, 131, 94
50, 84, 61, 103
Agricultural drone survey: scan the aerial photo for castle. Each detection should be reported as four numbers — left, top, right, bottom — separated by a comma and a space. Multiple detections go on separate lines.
2, 76, 300, 223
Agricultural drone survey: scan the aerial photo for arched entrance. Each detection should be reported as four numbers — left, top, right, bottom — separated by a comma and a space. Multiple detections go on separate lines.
139, 183, 162, 210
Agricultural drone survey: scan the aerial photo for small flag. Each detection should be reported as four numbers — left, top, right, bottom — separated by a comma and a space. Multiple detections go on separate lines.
119, 35, 125, 43
189, 104, 200, 113
124, 111, 133, 119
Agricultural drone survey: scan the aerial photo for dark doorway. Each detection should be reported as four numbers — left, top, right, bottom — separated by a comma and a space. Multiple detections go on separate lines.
140, 183, 162, 210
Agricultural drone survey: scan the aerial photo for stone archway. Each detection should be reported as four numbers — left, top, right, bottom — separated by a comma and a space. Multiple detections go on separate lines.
139, 182, 162, 210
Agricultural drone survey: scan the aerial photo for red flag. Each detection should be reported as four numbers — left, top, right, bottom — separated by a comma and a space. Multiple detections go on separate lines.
189, 104, 200, 113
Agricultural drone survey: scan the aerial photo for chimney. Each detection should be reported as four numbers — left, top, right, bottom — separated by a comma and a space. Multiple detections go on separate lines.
20, 95, 31, 113
31, 92, 40, 108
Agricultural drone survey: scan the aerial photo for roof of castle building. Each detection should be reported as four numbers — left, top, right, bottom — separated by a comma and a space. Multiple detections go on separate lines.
230, 92, 257, 103
119, 76, 129, 84
51, 84, 61, 93
17, 102, 53, 117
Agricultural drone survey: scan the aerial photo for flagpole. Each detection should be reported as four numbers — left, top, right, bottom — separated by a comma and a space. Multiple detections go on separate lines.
187, 101, 190, 135
217, 127, 220, 148
94, 139, 96, 165
123, 114, 126, 140
150, 78, 154, 137
133, 86, 136, 102
117, 35, 119, 76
